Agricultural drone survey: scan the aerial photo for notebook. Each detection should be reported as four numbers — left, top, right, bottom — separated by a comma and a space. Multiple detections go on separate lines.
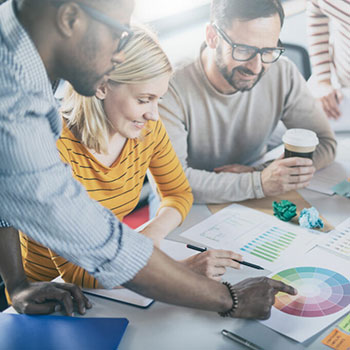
83, 287, 154, 308
0, 312, 128, 350
82, 239, 197, 308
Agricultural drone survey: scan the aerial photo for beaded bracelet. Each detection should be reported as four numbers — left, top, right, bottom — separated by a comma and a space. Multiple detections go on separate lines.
218, 281, 239, 317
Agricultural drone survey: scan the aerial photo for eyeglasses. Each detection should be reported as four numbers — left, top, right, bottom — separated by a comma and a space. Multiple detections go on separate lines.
52, 1, 133, 53
213, 23, 285, 64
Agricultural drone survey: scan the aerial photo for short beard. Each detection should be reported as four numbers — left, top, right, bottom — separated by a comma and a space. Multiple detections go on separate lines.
65, 24, 107, 97
68, 71, 105, 97
215, 44, 265, 92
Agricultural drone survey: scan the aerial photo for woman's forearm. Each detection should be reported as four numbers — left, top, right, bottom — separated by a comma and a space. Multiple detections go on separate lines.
140, 206, 182, 245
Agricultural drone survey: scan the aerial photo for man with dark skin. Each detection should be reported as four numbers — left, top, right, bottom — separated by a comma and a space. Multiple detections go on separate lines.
0, 0, 296, 319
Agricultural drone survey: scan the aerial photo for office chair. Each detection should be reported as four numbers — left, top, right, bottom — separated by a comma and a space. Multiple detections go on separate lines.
0, 276, 8, 311
283, 43, 312, 80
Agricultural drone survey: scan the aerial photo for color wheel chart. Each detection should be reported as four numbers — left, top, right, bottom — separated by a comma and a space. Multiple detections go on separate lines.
272, 267, 350, 317
240, 226, 297, 263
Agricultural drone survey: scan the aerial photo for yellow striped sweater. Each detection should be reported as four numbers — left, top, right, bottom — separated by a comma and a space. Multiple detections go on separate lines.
20, 119, 193, 288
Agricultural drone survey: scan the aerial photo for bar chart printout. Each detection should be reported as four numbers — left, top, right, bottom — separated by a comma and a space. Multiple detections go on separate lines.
180, 204, 319, 270
320, 217, 350, 257
240, 226, 297, 263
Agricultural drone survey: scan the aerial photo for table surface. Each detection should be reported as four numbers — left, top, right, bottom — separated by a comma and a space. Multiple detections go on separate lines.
6, 134, 350, 350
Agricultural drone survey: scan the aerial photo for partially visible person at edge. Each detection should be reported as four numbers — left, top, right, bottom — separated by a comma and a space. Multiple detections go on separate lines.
0, 0, 296, 319
148, 0, 336, 209
20, 26, 244, 288
306, 0, 350, 119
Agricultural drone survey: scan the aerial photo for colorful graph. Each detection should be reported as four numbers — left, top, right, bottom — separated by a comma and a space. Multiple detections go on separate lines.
321, 218, 350, 257
240, 226, 297, 262
272, 267, 350, 317
322, 230, 350, 257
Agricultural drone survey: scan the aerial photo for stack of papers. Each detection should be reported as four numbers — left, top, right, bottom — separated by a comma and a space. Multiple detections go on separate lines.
307, 138, 350, 195
180, 204, 321, 271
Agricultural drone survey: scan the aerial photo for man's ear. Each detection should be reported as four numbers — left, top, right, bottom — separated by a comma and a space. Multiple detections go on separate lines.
95, 83, 107, 100
206, 23, 219, 49
55, 3, 83, 38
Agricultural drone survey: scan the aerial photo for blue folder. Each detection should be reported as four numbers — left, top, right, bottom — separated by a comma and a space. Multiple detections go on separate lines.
0, 313, 129, 350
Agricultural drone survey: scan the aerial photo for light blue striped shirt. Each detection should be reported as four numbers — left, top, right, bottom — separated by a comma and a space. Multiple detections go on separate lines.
0, 0, 153, 288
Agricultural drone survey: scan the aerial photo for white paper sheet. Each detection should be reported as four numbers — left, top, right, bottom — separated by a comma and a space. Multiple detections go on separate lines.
83, 240, 197, 307
307, 160, 349, 195
329, 88, 350, 132
260, 248, 350, 342
159, 239, 198, 260
319, 217, 350, 257
180, 204, 321, 270
307, 138, 350, 195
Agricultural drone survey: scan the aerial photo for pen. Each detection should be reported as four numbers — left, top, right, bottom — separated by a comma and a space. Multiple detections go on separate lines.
186, 244, 264, 270
186, 244, 207, 252
221, 329, 263, 350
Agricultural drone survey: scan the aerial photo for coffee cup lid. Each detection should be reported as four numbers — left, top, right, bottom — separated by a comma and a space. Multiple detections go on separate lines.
282, 129, 319, 147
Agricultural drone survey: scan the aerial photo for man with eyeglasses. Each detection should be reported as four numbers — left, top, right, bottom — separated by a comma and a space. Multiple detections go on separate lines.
153, 0, 336, 206
0, 0, 296, 320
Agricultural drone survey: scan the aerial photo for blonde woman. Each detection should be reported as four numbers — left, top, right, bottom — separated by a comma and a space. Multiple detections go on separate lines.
20, 26, 242, 288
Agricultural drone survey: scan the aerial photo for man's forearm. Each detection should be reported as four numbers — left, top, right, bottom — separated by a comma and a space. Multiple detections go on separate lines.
124, 248, 297, 320
185, 167, 264, 204
124, 248, 232, 313
0, 227, 27, 293
313, 133, 337, 170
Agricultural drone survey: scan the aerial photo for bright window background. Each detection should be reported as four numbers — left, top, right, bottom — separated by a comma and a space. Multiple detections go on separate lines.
134, 0, 210, 22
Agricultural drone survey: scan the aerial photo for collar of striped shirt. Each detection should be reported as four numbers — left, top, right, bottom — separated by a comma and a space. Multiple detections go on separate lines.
0, 0, 57, 100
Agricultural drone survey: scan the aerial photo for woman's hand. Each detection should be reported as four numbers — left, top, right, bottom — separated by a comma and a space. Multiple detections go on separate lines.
316, 81, 343, 119
181, 250, 243, 281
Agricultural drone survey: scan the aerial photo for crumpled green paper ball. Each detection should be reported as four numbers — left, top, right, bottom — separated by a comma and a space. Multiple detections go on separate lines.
273, 200, 297, 222
299, 207, 324, 229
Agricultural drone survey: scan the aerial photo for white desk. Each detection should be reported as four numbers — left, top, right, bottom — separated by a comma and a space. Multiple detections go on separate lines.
6, 193, 350, 350
6, 135, 350, 350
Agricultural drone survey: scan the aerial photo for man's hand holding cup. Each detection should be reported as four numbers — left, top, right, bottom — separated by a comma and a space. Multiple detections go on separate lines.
262, 129, 318, 196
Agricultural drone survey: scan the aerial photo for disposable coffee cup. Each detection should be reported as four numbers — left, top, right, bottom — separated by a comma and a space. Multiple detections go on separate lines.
282, 129, 319, 159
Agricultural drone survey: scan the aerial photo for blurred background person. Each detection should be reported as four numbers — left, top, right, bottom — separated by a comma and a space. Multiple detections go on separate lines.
306, 0, 350, 119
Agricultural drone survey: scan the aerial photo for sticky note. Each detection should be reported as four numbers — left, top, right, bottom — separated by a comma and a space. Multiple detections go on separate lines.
332, 180, 350, 198
339, 314, 350, 334
322, 329, 350, 350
